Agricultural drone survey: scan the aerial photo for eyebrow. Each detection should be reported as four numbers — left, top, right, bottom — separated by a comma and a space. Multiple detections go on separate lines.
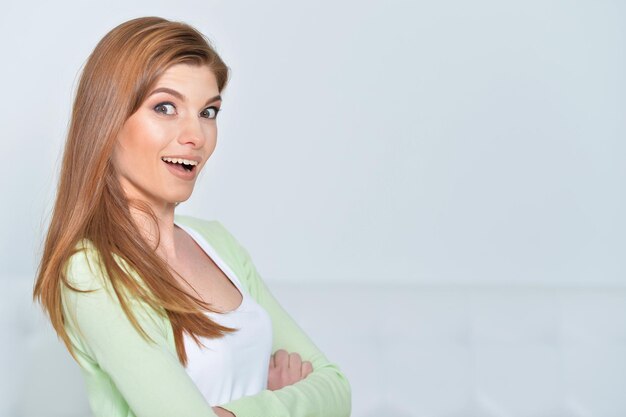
148, 87, 222, 106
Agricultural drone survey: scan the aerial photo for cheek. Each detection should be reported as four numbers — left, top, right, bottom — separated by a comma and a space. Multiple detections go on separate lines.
203, 124, 218, 151
112, 145, 135, 178
114, 120, 167, 176
120, 118, 171, 155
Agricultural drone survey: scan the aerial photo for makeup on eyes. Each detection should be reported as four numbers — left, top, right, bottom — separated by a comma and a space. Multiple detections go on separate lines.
154, 102, 176, 115
200, 106, 221, 119
150, 97, 221, 119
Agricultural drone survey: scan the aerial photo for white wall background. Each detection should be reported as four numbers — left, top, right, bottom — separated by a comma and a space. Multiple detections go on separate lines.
1, 0, 625, 286
1, 1, 626, 416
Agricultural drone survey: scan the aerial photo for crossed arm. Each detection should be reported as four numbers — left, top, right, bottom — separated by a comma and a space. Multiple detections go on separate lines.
61, 231, 351, 417
214, 350, 314, 417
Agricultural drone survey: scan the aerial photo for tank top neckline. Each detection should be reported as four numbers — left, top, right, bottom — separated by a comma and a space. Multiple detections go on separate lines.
173, 220, 249, 314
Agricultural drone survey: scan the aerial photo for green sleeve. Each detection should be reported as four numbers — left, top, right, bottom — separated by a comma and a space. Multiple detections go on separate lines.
212, 223, 352, 417
61, 244, 219, 417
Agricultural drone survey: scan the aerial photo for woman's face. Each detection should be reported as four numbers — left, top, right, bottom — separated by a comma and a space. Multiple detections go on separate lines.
112, 63, 221, 210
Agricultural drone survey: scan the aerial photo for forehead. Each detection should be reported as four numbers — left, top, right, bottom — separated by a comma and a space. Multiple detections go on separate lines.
154, 63, 218, 92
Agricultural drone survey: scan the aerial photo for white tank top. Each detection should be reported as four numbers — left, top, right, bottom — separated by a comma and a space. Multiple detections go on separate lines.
174, 221, 273, 406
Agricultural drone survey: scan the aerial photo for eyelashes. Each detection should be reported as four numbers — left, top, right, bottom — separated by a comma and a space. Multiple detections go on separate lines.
200, 106, 220, 119
153, 101, 221, 119
154, 102, 176, 115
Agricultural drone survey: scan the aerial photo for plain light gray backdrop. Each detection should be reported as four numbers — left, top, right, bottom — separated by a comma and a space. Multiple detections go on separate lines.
0, 0, 624, 287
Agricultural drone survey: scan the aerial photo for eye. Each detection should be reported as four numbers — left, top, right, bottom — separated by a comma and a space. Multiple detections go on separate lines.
200, 106, 220, 119
154, 102, 176, 115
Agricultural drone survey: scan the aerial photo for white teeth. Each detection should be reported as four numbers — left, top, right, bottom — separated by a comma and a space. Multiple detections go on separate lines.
161, 157, 199, 166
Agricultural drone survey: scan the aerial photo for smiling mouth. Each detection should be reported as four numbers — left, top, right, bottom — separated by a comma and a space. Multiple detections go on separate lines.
161, 157, 198, 172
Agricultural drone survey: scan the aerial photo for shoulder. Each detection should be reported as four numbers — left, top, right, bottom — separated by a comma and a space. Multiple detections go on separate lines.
174, 215, 261, 288
63, 238, 109, 291
173, 214, 225, 236
61, 239, 169, 338
174, 214, 250, 261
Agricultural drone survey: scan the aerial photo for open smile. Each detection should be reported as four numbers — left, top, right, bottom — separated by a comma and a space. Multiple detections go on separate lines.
161, 156, 201, 180
161, 156, 199, 171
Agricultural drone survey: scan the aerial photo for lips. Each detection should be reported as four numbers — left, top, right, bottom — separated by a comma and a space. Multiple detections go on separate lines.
161, 156, 199, 172
161, 156, 200, 180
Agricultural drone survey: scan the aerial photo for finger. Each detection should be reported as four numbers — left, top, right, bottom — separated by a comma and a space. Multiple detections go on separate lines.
270, 353, 275, 368
287, 353, 302, 382
267, 366, 280, 391
288, 352, 302, 369
274, 349, 288, 366
302, 361, 313, 377
289, 352, 302, 368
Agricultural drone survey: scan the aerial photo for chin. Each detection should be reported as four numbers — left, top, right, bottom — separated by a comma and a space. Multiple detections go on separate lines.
169, 191, 193, 204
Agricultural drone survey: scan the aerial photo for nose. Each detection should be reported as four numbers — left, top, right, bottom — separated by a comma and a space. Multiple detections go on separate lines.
177, 114, 208, 148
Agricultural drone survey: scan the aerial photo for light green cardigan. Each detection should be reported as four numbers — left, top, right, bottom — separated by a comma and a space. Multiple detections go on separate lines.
60, 215, 351, 417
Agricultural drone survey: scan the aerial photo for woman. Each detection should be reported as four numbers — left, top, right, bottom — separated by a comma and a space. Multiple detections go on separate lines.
33, 16, 351, 417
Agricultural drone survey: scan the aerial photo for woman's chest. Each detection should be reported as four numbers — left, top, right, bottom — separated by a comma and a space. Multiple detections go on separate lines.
183, 295, 274, 405
170, 233, 244, 313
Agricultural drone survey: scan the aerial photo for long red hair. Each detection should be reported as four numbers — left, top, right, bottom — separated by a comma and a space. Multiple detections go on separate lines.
33, 16, 234, 365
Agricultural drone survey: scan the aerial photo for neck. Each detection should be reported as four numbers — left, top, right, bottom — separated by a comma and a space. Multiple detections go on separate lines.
128, 200, 180, 263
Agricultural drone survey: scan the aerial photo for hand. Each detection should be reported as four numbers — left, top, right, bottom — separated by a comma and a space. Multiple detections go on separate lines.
212, 406, 235, 417
267, 349, 313, 391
